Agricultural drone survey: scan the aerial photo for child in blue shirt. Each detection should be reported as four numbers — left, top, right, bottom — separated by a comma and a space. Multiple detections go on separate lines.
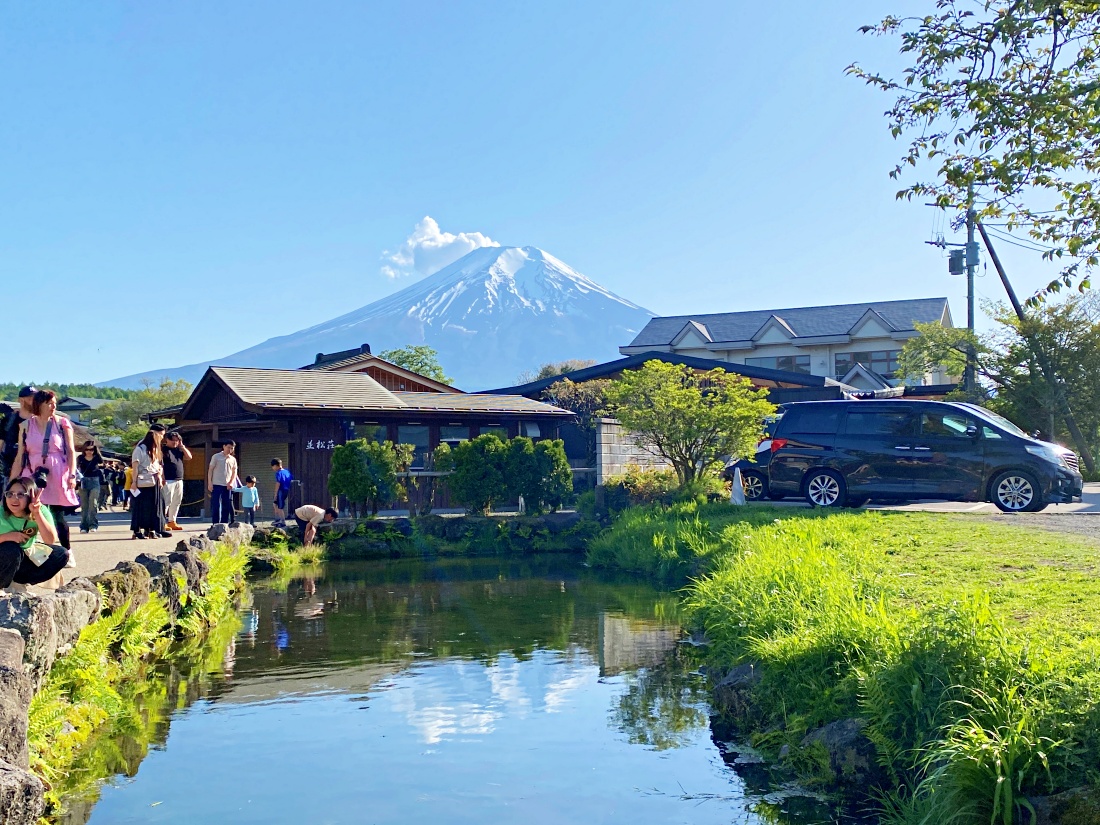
233, 476, 261, 526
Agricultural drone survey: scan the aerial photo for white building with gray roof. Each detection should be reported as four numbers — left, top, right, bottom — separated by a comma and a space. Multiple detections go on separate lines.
619, 298, 955, 391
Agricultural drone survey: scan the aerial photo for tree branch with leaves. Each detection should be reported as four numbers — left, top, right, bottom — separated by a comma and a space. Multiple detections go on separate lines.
849, 1, 1100, 296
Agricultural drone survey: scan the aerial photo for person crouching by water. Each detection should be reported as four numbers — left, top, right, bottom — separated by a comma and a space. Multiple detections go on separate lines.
129, 424, 170, 540
0, 478, 71, 590
293, 504, 336, 546
9, 389, 79, 553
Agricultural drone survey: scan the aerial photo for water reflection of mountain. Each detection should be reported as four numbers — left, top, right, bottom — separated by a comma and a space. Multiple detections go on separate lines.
60, 557, 689, 824
221, 557, 683, 704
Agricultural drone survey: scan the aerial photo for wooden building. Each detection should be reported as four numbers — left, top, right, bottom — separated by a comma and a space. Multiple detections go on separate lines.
154, 366, 571, 517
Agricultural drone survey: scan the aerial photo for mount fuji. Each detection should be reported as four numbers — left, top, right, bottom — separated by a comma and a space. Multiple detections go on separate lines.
107, 246, 655, 390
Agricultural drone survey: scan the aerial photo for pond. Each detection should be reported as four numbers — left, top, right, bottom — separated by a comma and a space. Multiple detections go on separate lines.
65, 556, 842, 825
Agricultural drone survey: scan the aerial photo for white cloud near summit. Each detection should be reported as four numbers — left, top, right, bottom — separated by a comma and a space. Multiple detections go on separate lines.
381, 216, 499, 279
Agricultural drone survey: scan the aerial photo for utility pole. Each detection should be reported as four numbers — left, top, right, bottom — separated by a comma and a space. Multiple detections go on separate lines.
964, 183, 977, 394
976, 221, 1097, 475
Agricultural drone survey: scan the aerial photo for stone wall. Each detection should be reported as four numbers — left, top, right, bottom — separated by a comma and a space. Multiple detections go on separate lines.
595, 417, 671, 485
0, 522, 253, 825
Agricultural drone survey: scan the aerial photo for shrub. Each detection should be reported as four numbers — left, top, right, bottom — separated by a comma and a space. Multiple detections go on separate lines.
603, 466, 680, 513
439, 435, 573, 515
328, 438, 403, 515
441, 434, 509, 514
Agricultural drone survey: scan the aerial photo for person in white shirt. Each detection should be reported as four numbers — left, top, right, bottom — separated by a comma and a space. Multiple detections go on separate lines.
293, 504, 336, 546
206, 441, 239, 525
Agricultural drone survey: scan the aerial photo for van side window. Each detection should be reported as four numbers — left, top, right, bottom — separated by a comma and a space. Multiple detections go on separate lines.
783, 408, 840, 434
920, 412, 974, 438
844, 410, 915, 436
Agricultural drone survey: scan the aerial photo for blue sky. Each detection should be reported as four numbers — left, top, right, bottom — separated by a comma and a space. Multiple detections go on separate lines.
0, 1, 1059, 384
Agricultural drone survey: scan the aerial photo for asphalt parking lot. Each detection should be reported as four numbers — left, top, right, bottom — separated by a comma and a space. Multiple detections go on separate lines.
765, 482, 1100, 515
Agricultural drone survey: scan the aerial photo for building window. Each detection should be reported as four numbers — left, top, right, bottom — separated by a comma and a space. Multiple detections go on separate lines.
351, 423, 388, 443
397, 425, 430, 469
834, 350, 900, 380
744, 355, 811, 374
439, 425, 470, 445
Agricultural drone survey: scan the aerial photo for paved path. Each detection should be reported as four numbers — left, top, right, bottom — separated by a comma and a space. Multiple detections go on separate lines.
63, 508, 220, 582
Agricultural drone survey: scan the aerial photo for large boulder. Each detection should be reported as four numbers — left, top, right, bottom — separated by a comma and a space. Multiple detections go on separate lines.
0, 628, 24, 670
0, 666, 31, 767
0, 760, 45, 825
245, 548, 281, 575
0, 585, 100, 689
388, 518, 413, 537
167, 549, 209, 593
182, 534, 216, 555
90, 561, 153, 615
206, 522, 253, 548
542, 511, 582, 534
133, 553, 185, 619
1028, 786, 1100, 824
800, 718, 882, 787
712, 662, 762, 718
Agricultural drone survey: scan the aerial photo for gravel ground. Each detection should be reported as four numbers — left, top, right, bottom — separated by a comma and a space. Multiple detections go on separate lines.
983, 512, 1100, 542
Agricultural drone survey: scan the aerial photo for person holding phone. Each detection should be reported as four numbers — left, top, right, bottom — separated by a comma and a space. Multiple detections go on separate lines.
0, 477, 71, 589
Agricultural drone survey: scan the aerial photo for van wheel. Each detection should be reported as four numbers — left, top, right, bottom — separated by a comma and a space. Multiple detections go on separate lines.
804, 469, 846, 508
741, 470, 768, 502
990, 470, 1043, 513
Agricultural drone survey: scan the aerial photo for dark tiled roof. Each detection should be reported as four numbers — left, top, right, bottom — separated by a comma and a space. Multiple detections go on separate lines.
485, 351, 833, 398
625, 298, 950, 347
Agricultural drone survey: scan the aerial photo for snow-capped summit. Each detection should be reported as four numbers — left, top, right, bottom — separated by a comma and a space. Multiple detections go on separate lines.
106, 246, 655, 390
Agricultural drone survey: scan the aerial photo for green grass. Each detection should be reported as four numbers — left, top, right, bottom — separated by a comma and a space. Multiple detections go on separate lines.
588, 502, 1100, 824
29, 541, 248, 816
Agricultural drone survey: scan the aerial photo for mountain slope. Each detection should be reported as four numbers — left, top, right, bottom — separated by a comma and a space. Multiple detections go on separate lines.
106, 246, 655, 390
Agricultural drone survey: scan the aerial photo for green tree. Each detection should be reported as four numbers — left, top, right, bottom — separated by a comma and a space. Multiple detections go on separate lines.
379, 345, 453, 385
327, 438, 403, 515
439, 434, 509, 514
849, 1, 1100, 295
898, 321, 981, 391
534, 439, 572, 512
96, 379, 192, 448
900, 295, 1100, 459
0, 383, 136, 403
516, 359, 597, 384
604, 361, 775, 486
541, 378, 610, 465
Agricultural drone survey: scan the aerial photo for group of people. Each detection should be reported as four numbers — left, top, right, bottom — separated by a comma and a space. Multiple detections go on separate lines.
0, 385, 338, 590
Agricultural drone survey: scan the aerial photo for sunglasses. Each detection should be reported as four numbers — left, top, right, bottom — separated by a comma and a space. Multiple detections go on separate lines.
4, 490, 29, 500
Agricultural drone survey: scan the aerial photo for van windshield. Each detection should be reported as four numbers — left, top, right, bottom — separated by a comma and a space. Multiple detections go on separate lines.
965, 406, 1028, 438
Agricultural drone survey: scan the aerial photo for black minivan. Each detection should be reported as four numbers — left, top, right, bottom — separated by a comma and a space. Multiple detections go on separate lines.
765, 400, 1083, 512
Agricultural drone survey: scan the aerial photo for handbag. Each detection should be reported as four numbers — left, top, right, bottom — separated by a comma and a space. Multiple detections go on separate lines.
23, 541, 52, 567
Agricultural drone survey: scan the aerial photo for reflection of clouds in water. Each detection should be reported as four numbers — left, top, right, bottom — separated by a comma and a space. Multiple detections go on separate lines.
387, 653, 595, 744
406, 704, 499, 745
487, 659, 531, 718
543, 670, 591, 714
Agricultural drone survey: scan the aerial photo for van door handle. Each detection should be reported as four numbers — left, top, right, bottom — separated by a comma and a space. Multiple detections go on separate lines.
913, 446, 932, 452
894, 446, 911, 451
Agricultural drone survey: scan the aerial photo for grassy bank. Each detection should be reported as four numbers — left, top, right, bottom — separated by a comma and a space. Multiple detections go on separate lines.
28, 541, 248, 815
589, 502, 1100, 823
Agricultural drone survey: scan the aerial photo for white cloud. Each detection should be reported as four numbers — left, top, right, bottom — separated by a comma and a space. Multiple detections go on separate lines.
381, 216, 499, 279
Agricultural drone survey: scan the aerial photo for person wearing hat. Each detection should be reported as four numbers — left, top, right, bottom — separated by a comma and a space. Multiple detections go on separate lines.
0, 387, 35, 480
